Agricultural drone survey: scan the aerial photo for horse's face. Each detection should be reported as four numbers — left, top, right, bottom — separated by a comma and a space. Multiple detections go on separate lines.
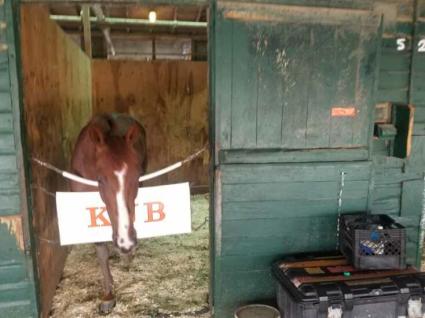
90, 124, 142, 254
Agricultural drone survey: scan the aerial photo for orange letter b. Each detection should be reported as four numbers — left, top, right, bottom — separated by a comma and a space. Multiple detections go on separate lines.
144, 202, 166, 223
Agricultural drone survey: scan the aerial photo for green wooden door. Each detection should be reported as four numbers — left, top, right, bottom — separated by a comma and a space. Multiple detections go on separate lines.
211, 2, 381, 317
0, 0, 38, 316
215, 2, 381, 165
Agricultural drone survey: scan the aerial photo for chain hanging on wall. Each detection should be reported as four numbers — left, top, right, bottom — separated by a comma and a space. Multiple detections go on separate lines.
418, 172, 425, 254
336, 171, 346, 250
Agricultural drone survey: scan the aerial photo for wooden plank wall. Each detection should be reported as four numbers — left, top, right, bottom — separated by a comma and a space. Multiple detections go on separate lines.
212, 1, 425, 317
371, 0, 425, 266
21, 5, 92, 317
409, 0, 425, 155
216, 4, 377, 153
0, 0, 38, 316
92, 60, 209, 190
214, 162, 371, 313
212, 2, 380, 316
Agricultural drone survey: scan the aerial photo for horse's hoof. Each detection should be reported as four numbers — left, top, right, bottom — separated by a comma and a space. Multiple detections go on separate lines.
98, 298, 116, 315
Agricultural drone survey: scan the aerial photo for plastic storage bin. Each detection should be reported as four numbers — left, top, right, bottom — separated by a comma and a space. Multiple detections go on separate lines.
273, 255, 421, 318
339, 213, 406, 270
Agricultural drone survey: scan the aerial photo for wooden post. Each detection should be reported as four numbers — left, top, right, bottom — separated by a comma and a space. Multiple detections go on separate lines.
152, 37, 156, 60
81, 5, 92, 57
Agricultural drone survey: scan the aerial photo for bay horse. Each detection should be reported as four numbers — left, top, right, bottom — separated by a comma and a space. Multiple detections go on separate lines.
70, 113, 147, 314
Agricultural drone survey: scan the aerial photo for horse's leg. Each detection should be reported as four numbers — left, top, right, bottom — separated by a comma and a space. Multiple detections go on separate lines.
95, 243, 116, 314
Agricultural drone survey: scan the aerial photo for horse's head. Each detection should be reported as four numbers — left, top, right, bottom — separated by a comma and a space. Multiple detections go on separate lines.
90, 123, 143, 254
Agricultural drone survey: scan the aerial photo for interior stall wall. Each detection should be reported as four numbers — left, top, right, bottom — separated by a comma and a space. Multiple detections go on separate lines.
21, 5, 92, 317
92, 60, 209, 189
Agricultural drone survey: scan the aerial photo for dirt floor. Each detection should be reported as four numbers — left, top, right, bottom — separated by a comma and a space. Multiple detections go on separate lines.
50, 194, 210, 318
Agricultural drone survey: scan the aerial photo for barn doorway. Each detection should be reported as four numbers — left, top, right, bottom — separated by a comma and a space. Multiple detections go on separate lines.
20, 3, 210, 317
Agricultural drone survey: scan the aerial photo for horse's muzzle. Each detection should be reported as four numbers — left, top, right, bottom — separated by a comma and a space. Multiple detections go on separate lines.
114, 227, 137, 254
119, 245, 136, 255
115, 239, 137, 255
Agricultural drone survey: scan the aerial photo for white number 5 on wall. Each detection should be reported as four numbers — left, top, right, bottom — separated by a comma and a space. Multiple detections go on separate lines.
397, 38, 406, 51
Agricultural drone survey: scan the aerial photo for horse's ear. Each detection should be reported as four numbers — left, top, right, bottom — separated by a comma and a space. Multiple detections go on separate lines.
89, 126, 105, 145
126, 123, 140, 146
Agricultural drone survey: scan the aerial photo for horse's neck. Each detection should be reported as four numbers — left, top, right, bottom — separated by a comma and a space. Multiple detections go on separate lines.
71, 130, 99, 181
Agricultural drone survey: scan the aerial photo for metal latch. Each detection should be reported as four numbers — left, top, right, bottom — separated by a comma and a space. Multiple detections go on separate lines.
407, 297, 422, 318
328, 305, 343, 318
375, 123, 397, 140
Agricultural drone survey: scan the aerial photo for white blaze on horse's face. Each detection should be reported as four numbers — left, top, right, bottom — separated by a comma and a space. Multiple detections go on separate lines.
114, 164, 135, 252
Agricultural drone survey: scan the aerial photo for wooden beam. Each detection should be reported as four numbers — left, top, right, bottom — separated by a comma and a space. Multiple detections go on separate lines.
64, 30, 207, 41
51, 14, 207, 28
81, 5, 92, 57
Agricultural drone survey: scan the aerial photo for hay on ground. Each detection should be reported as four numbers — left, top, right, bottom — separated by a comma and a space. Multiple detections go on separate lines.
50, 194, 210, 318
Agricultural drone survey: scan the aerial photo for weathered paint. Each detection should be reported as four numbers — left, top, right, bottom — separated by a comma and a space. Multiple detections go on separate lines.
0, 0, 39, 317
215, 3, 380, 155
211, 0, 425, 317
0, 215, 24, 251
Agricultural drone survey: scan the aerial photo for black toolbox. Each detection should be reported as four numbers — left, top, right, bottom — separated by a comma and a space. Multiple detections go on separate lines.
339, 213, 406, 270
272, 253, 422, 318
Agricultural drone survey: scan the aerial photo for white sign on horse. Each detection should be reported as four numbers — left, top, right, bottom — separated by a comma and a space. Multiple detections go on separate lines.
56, 182, 191, 246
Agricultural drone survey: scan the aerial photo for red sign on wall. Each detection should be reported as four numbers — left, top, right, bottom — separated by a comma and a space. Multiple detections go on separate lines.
331, 107, 357, 117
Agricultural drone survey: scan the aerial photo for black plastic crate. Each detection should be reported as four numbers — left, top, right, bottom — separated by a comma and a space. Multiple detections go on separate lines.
272, 257, 422, 318
339, 213, 406, 270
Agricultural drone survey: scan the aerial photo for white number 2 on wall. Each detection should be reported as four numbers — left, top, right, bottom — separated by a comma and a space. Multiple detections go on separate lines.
418, 39, 425, 52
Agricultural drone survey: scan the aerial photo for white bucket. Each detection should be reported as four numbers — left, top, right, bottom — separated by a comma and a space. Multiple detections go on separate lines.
234, 304, 281, 318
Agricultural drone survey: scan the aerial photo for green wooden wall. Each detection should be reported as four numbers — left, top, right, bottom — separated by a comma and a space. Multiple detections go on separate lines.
373, 0, 425, 268
0, 0, 38, 317
211, 0, 425, 317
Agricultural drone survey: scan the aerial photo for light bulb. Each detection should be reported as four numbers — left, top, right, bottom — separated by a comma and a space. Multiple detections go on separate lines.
149, 11, 157, 23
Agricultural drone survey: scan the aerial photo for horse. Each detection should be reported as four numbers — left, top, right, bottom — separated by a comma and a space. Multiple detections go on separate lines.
70, 113, 147, 314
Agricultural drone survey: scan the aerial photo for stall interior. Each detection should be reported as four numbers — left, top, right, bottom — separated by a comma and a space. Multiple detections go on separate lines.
20, 4, 209, 317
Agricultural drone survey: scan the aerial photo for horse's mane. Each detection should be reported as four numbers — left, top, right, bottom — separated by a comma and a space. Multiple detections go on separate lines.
92, 113, 135, 138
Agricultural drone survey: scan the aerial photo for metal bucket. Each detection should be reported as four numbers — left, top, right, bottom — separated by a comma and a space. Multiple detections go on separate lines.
234, 304, 281, 318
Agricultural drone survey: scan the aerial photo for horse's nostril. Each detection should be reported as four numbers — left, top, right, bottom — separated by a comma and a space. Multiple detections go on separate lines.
119, 238, 124, 244
120, 246, 134, 254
